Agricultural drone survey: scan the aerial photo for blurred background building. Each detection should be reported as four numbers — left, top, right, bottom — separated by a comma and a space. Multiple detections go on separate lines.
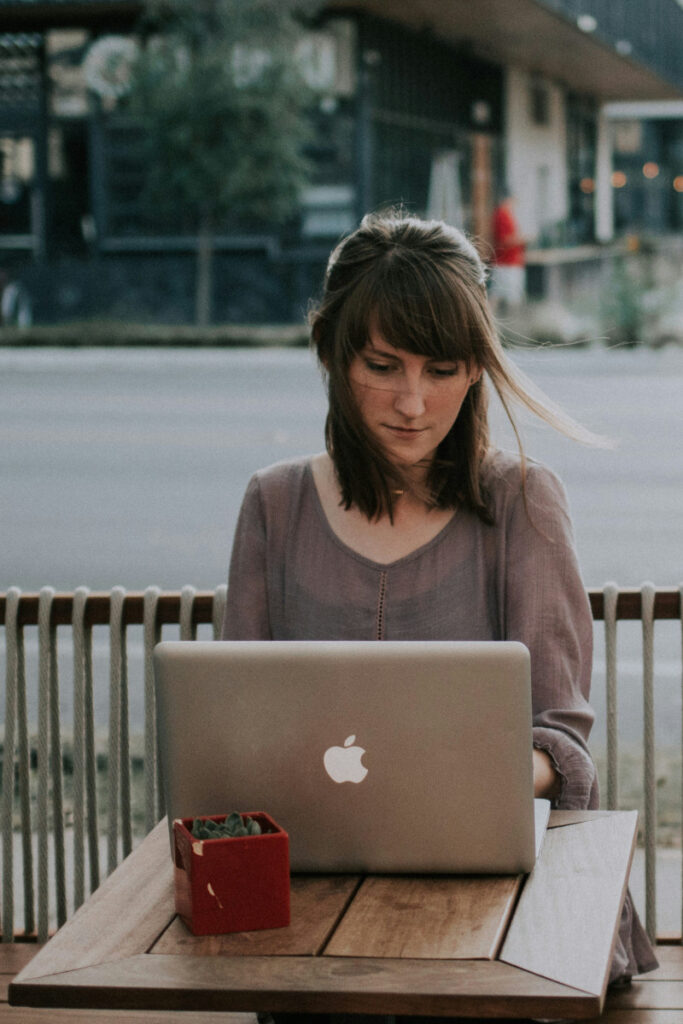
1, 0, 683, 325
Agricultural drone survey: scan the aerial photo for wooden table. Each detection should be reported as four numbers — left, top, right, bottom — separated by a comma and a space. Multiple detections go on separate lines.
9, 810, 637, 1020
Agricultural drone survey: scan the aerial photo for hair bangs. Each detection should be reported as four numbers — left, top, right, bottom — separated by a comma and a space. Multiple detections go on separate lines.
371, 255, 480, 368
329, 259, 473, 370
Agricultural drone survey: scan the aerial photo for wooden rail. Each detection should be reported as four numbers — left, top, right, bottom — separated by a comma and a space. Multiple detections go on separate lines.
1, 588, 681, 627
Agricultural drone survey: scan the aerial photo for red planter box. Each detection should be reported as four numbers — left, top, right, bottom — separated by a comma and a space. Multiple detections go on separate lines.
173, 811, 290, 935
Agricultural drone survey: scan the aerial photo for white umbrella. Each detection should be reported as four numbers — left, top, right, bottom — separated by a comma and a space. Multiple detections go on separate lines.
427, 150, 464, 227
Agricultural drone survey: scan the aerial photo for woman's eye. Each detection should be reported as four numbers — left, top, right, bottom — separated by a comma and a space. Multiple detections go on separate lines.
365, 360, 394, 374
430, 365, 459, 378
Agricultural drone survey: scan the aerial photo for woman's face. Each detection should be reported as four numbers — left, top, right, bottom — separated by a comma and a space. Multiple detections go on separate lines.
348, 326, 479, 476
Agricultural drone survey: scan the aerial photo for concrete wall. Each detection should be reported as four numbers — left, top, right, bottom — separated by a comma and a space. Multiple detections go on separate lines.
504, 66, 569, 243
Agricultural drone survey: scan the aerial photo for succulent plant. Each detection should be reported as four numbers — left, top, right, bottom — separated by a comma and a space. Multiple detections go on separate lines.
190, 812, 262, 840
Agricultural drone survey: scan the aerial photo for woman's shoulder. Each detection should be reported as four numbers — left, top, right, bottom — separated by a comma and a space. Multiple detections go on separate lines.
251, 454, 313, 484
246, 455, 317, 507
482, 448, 570, 514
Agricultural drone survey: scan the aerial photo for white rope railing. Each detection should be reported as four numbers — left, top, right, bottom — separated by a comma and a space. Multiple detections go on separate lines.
143, 586, 162, 832
680, 582, 683, 943
107, 587, 125, 877
180, 584, 198, 641
1, 587, 34, 939
1, 585, 228, 941
72, 587, 87, 911
0, 583, 678, 942
38, 587, 67, 941
641, 582, 657, 943
603, 582, 619, 811
1, 589, 18, 941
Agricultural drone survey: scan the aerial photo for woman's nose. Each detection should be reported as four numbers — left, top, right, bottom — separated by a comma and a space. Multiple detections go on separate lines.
393, 378, 426, 418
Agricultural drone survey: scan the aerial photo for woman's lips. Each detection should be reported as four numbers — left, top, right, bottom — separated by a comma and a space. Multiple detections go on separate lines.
384, 425, 424, 438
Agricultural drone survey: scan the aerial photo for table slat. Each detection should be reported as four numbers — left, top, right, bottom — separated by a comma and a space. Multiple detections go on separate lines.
12, 822, 174, 983
548, 809, 618, 828
9, 953, 600, 1018
152, 876, 360, 957
500, 811, 638, 997
324, 874, 521, 960
0, 1008, 256, 1024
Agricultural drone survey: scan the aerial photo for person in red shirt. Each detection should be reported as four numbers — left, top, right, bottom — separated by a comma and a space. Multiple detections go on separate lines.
490, 192, 527, 313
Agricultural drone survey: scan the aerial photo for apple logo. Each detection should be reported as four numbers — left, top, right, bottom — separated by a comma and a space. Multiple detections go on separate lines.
323, 735, 368, 784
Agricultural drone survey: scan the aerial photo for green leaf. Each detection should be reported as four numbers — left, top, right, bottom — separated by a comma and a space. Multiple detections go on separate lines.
190, 812, 265, 839
225, 812, 244, 834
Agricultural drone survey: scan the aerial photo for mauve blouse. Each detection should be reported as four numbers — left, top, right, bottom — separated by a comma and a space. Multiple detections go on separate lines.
222, 448, 657, 980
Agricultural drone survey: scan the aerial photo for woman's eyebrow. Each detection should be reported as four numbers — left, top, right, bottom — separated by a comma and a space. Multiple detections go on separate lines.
363, 344, 459, 366
363, 342, 401, 359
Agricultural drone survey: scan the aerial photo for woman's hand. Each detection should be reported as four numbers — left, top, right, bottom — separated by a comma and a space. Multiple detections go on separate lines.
533, 747, 561, 800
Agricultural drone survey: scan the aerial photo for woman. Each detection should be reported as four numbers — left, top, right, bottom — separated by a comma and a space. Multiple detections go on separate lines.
222, 212, 656, 982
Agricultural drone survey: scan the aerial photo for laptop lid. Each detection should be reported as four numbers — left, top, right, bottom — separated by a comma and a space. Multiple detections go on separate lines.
154, 639, 539, 874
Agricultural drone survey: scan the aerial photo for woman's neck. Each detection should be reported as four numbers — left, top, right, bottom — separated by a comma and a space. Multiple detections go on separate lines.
310, 453, 455, 565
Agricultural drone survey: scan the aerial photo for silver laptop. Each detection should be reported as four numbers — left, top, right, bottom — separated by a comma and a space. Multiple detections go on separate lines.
154, 640, 548, 874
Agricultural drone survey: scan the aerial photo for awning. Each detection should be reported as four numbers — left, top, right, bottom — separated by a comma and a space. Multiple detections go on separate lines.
328, 0, 683, 101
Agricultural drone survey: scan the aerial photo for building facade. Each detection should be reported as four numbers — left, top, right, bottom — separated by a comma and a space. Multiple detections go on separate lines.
1, 0, 682, 323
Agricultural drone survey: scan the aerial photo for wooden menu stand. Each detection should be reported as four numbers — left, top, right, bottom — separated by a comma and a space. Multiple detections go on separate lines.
10, 810, 637, 1019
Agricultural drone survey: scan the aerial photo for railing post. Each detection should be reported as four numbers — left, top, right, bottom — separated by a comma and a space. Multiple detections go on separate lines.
680, 582, 683, 943
12, 592, 35, 936
640, 581, 657, 943
213, 584, 227, 639
143, 586, 162, 831
2, 589, 20, 941
603, 582, 619, 810
3, 588, 37, 939
180, 585, 198, 641
83, 596, 100, 896
72, 586, 97, 911
37, 588, 61, 941
72, 588, 86, 912
108, 587, 132, 874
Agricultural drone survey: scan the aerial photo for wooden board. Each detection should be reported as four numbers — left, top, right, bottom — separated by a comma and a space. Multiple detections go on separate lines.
8, 953, 600, 1018
500, 810, 638, 998
12, 821, 173, 983
640, 946, 683, 980
152, 876, 360, 956
608, 980, 683, 1009
324, 874, 522, 960
14, 1010, 682, 1024
0, 945, 45, 975
548, 809, 618, 828
1, 945, 41, 1003
597, 1013, 683, 1024
0, 1008, 256, 1023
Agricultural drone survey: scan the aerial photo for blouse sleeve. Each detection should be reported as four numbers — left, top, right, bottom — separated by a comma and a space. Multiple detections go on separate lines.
221, 473, 272, 640
501, 462, 598, 809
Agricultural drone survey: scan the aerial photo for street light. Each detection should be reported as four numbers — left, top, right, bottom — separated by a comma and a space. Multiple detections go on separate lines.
577, 14, 598, 33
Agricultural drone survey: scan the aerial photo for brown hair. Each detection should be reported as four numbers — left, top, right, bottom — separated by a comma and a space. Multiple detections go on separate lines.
310, 210, 599, 523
